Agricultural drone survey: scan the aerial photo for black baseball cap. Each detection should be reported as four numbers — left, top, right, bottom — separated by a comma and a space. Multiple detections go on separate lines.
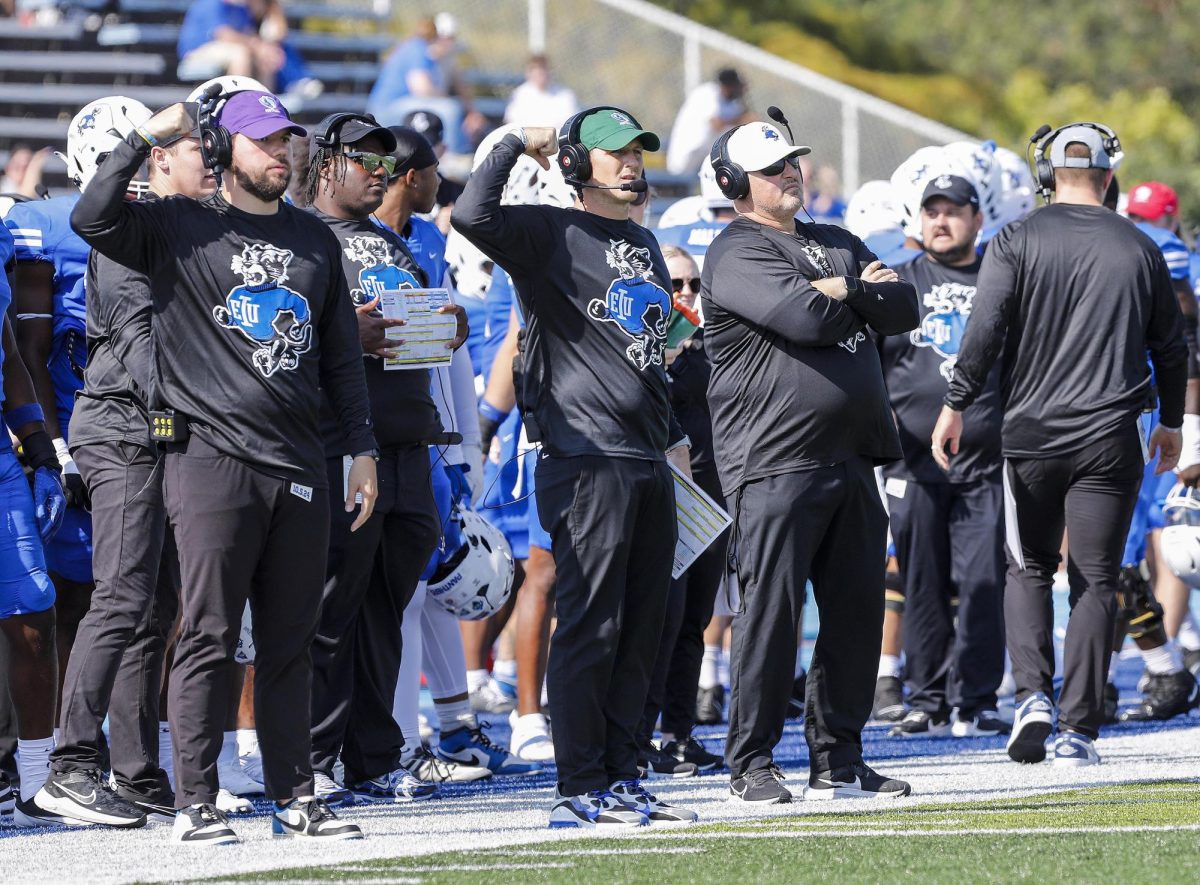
921, 173, 979, 209
402, 109, 444, 148
387, 125, 439, 175
318, 113, 397, 152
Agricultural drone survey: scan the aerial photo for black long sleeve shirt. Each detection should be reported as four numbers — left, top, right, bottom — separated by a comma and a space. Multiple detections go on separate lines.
702, 216, 919, 496
451, 133, 682, 460
70, 136, 375, 487
946, 204, 1187, 458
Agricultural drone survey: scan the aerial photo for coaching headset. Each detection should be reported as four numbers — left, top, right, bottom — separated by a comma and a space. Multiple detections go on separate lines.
556, 106, 649, 204
197, 83, 232, 175
710, 105, 800, 201
1029, 121, 1123, 205
311, 112, 385, 151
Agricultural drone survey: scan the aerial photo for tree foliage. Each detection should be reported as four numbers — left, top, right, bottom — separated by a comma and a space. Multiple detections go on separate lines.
658, 0, 1200, 225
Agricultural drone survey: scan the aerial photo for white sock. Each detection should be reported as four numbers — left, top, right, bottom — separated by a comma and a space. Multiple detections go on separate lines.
493, 657, 517, 681
394, 580, 427, 756
1177, 611, 1200, 652
1108, 652, 1120, 681
466, 668, 490, 694
52, 727, 60, 745
218, 730, 237, 767
877, 653, 902, 679
1142, 641, 1183, 675
435, 698, 475, 734
699, 645, 721, 689
17, 736, 54, 801
159, 723, 174, 790
236, 728, 259, 759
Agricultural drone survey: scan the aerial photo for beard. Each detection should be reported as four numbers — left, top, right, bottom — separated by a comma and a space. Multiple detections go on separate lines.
926, 237, 976, 266
232, 163, 290, 202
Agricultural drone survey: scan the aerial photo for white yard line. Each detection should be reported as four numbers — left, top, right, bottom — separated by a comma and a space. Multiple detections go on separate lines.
1, 722, 1196, 884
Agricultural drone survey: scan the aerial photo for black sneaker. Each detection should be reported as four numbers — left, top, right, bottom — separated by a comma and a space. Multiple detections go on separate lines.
889, 709, 951, 737
786, 670, 807, 719
272, 796, 363, 840
637, 742, 698, 779
173, 802, 239, 845
661, 736, 722, 772
1102, 682, 1119, 724
806, 761, 911, 800
1120, 670, 1200, 721
952, 709, 1011, 737
34, 769, 147, 828
695, 684, 725, 725
1184, 648, 1200, 679
0, 771, 13, 819
729, 764, 791, 804
872, 675, 905, 722
113, 781, 176, 824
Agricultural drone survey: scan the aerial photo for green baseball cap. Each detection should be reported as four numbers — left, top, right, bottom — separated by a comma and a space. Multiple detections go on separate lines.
579, 108, 661, 152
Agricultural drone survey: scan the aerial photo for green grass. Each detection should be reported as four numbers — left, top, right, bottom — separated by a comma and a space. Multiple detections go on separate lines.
206, 781, 1200, 884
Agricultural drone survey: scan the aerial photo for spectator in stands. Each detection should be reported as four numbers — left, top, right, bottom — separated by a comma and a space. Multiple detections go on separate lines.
805, 162, 847, 225
503, 55, 578, 129
666, 68, 755, 176
177, 0, 320, 100
1, 146, 48, 198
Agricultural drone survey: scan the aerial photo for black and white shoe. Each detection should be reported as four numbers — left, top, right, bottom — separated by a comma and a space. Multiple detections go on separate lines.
806, 761, 911, 800
695, 684, 725, 725
34, 769, 146, 827
1120, 671, 1200, 721
1006, 692, 1054, 764
172, 803, 239, 845
660, 736, 723, 772
0, 772, 13, 819
113, 781, 176, 824
609, 779, 698, 823
272, 796, 363, 840
952, 709, 1011, 737
729, 765, 791, 804
872, 675, 906, 722
889, 709, 951, 737
638, 741, 698, 779
14, 794, 93, 828
313, 771, 355, 807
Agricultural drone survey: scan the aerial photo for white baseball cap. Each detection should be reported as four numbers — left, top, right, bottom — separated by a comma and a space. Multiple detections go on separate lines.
725, 122, 810, 173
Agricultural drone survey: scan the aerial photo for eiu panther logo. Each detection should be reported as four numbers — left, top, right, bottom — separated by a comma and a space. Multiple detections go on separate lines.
342, 235, 421, 307
910, 281, 977, 381
587, 239, 672, 370
214, 243, 313, 377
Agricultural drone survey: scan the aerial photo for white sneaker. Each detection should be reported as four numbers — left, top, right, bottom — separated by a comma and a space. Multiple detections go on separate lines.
609, 779, 698, 823
401, 745, 492, 783
509, 711, 555, 762
218, 758, 263, 797
1053, 732, 1100, 767
548, 788, 648, 828
172, 803, 239, 845
313, 771, 354, 807
470, 678, 515, 714
215, 788, 253, 815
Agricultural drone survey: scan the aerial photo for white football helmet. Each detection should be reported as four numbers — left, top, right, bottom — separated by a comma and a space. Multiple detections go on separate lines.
186, 75, 270, 108
992, 145, 1036, 227
428, 505, 516, 620
57, 96, 153, 193
843, 179, 902, 241
699, 162, 732, 210
943, 140, 1004, 236
889, 145, 968, 241
1159, 483, 1200, 588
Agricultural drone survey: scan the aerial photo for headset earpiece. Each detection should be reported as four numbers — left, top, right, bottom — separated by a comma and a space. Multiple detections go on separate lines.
1031, 121, 1122, 205
198, 95, 232, 174
557, 105, 647, 188
313, 112, 378, 151
710, 127, 748, 201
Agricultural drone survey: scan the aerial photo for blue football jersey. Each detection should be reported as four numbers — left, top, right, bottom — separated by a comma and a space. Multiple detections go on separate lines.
5, 194, 88, 340
1135, 222, 1190, 282
655, 218, 730, 268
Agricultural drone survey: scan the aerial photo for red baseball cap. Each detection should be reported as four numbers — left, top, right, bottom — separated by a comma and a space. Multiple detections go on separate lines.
1127, 181, 1179, 220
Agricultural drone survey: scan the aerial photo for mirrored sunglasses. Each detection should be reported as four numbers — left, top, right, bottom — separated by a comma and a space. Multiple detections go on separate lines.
345, 151, 397, 176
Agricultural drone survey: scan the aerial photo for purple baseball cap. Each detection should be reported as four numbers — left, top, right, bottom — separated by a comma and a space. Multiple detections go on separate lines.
217, 91, 307, 139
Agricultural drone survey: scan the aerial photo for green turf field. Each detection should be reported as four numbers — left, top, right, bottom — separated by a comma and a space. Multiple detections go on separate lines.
203, 780, 1200, 884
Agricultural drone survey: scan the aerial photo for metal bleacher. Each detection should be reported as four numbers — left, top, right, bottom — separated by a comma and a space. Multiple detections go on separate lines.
0, 0, 523, 194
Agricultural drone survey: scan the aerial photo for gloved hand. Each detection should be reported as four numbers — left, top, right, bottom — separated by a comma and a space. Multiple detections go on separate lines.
54, 436, 91, 510
445, 463, 473, 508
459, 442, 485, 504
21, 431, 66, 542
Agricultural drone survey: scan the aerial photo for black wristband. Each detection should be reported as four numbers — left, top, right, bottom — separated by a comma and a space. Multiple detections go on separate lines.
479, 413, 501, 452
20, 430, 60, 474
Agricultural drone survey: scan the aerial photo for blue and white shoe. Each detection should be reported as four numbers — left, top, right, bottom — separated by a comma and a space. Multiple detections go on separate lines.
437, 722, 543, 777
1052, 731, 1100, 767
350, 768, 440, 803
548, 788, 648, 828
313, 772, 355, 808
609, 779, 698, 823
1006, 691, 1054, 764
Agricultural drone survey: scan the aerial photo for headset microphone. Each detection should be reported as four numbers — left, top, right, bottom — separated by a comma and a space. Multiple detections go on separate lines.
766, 105, 797, 144
578, 179, 647, 193
1029, 124, 1052, 144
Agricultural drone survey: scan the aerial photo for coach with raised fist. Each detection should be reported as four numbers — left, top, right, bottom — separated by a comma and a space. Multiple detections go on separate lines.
702, 120, 918, 804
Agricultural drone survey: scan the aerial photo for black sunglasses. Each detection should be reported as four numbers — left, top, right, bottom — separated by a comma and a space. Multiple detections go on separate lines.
757, 155, 802, 177
344, 151, 397, 176
672, 277, 701, 292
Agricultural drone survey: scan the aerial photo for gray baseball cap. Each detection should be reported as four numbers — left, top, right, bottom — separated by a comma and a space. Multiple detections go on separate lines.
1049, 125, 1116, 170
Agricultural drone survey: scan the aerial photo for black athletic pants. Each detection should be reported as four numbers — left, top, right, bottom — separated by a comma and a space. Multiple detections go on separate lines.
1004, 425, 1144, 739
52, 441, 178, 795
164, 435, 329, 806
726, 458, 887, 778
537, 454, 676, 796
887, 475, 1006, 718
638, 467, 727, 744
310, 446, 439, 785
